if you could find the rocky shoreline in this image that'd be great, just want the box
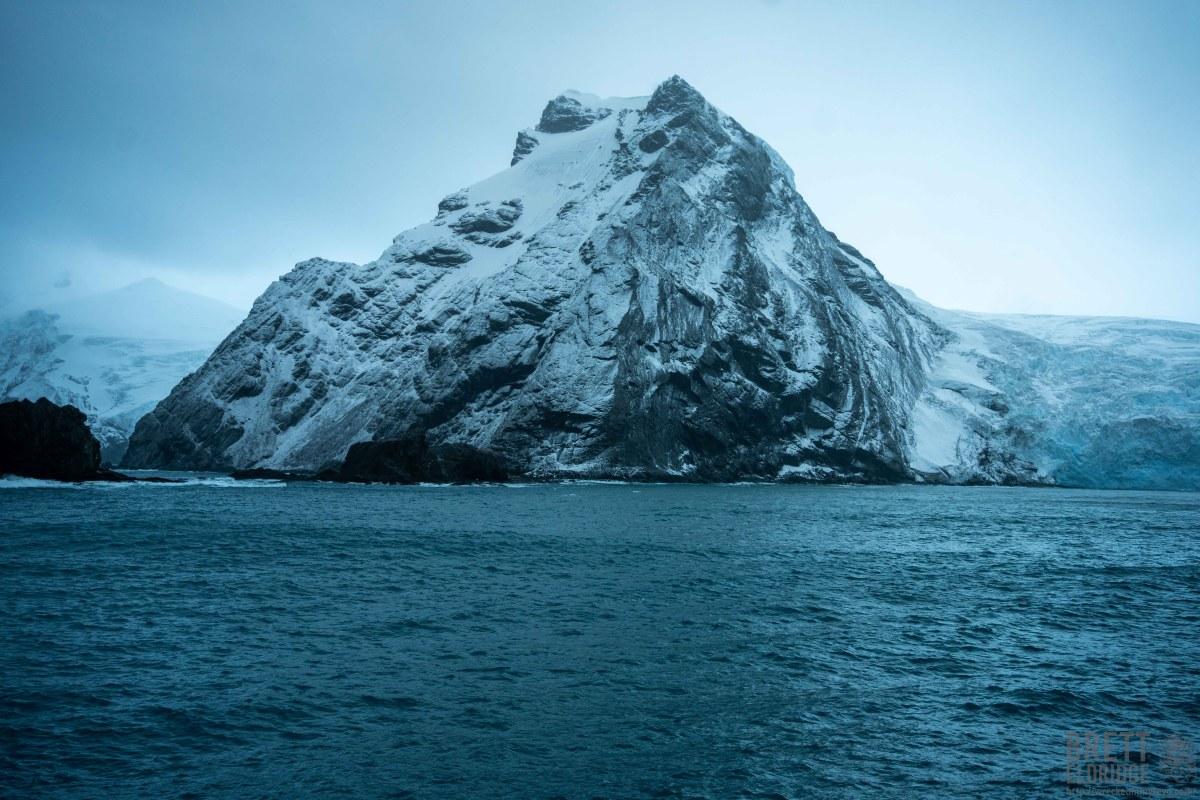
[0,398,1048,487]
[227,435,1052,487]
[230,432,509,484]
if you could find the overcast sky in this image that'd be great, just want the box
[2,0,1198,321]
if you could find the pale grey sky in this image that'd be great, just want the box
[2,0,1198,321]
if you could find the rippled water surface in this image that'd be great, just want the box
[1,482,1197,798]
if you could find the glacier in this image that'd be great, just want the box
[905,293,1200,490]
[120,77,1200,489]
[1,280,244,463]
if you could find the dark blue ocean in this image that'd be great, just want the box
[1,480,1197,799]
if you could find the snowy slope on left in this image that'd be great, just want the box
[0,279,243,463]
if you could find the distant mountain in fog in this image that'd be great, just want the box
[40,278,244,342]
[1,279,244,463]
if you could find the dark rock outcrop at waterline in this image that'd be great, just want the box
[230,434,510,484]
[1,398,124,481]
[339,434,510,483]
[228,467,327,482]
[0,398,182,483]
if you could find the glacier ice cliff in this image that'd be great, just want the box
[121,77,1200,489]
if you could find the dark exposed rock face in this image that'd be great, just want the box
[122,388,243,471]
[535,95,610,134]
[637,129,670,153]
[437,192,470,213]
[410,244,473,266]
[229,436,510,484]
[228,467,322,482]
[0,398,106,480]
[451,200,523,235]
[337,433,509,484]
[511,131,539,165]
[645,75,705,115]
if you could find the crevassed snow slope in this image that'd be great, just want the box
[904,292,1200,489]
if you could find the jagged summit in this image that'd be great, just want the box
[121,78,1200,489]
[533,76,702,134]
[514,76,707,165]
[515,80,694,159]
[646,74,707,114]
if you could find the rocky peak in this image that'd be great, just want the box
[645,75,706,116]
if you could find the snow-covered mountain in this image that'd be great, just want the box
[122,77,1200,489]
[1,279,243,463]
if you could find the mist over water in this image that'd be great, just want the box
[2,483,1197,798]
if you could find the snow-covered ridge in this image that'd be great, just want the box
[121,77,1199,489]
